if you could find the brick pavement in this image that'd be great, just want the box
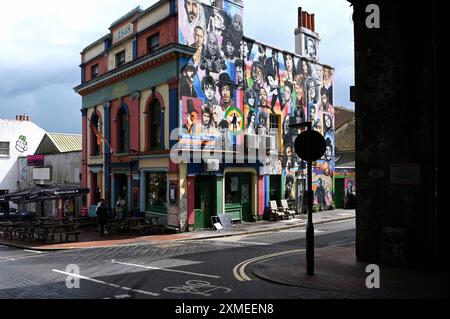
[0,209,355,251]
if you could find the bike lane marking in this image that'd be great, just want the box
[52,269,160,297]
[112,260,220,279]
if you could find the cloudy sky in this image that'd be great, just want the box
[0,0,354,134]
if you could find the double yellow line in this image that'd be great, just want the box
[233,249,305,281]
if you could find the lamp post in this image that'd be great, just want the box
[289,121,326,276]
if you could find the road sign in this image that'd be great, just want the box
[294,130,326,162]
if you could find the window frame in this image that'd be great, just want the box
[91,64,99,79]
[147,33,160,54]
[149,101,162,150]
[115,50,126,67]
[117,107,129,154]
[0,142,10,157]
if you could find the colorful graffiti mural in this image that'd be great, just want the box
[178,0,335,205]
[178,0,244,150]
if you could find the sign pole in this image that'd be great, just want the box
[306,122,315,275]
[290,121,326,276]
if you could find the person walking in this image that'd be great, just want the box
[96,199,109,237]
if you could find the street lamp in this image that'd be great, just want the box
[289,121,326,276]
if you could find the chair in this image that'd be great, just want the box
[280,200,296,219]
[269,201,286,221]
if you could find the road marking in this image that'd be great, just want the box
[233,249,305,282]
[24,250,43,254]
[112,260,220,279]
[52,269,160,296]
[0,256,15,261]
[232,241,356,282]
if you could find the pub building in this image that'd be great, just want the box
[75,0,335,232]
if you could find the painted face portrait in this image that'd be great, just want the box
[284,85,292,102]
[233,14,242,33]
[207,32,218,56]
[221,85,231,104]
[302,61,309,76]
[204,85,215,102]
[325,115,332,129]
[212,106,224,124]
[185,0,200,23]
[193,27,204,47]
[236,66,244,83]
[247,94,255,107]
[259,87,268,106]
[226,41,235,57]
[307,39,316,57]
[309,83,316,100]
[285,55,293,71]
[253,65,264,85]
[203,112,211,125]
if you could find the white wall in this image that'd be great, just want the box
[0,119,46,193]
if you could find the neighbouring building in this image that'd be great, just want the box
[74,0,336,232]
[0,115,46,207]
[17,133,83,218]
[333,106,355,209]
[349,0,444,269]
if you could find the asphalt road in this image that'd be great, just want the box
[0,219,355,300]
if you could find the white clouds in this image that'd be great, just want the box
[0,0,355,133]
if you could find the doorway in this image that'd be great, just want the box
[225,173,252,222]
[194,176,216,229]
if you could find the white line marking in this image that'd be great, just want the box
[52,269,160,296]
[112,261,220,279]
[24,250,43,254]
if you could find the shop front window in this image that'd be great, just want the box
[225,175,240,204]
[146,172,167,212]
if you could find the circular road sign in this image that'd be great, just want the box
[294,130,326,162]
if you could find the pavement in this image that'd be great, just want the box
[252,243,449,299]
[0,209,355,251]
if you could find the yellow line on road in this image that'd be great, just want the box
[233,249,305,282]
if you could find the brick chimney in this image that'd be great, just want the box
[295,7,320,61]
[15,114,30,121]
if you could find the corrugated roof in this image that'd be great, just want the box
[47,133,82,153]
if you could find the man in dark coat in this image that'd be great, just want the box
[96,199,109,237]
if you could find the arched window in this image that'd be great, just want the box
[90,112,102,156]
[117,107,129,153]
[149,100,161,150]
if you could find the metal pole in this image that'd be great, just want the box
[306,123,314,276]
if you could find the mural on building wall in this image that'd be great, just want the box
[15,135,28,153]
[242,39,335,175]
[177,0,335,205]
[178,0,244,150]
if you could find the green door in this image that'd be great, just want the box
[334,178,345,208]
[194,177,215,229]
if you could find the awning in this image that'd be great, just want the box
[2,184,89,203]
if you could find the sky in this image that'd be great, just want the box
[0,0,354,134]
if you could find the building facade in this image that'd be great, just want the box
[0,115,47,207]
[17,133,83,218]
[75,0,335,231]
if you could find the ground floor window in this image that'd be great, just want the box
[145,172,167,213]
[225,175,240,204]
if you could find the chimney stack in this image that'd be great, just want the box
[295,7,320,60]
[15,114,30,121]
